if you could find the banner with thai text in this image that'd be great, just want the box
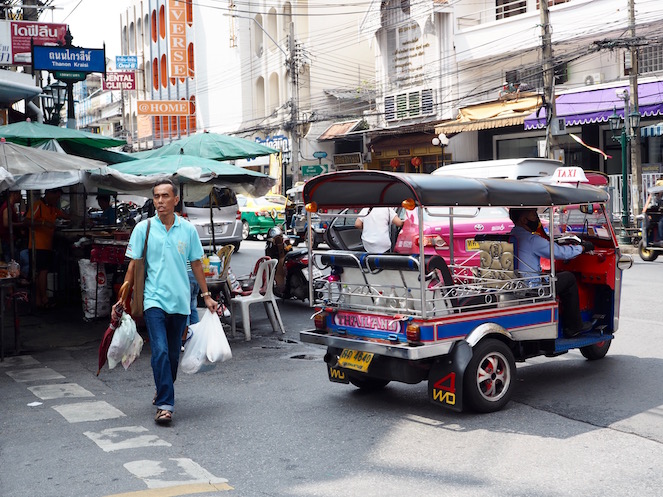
[0,20,67,65]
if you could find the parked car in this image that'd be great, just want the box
[236,194,286,239]
[324,206,512,267]
[182,186,243,251]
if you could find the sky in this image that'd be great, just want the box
[46,0,135,59]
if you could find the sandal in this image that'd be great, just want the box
[152,391,157,405]
[155,409,172,425]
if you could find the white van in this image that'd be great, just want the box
[432,158,562,180]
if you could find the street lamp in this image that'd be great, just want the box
[431,132,449,167]
[609,103,641,243]
[42,80,67,126]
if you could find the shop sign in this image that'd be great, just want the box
[333,152,362,166]
[0,20,67,65]
[115,55,137,70]
[168,0,189,78]
[103,72,136,91]
[32,45,106,73]
[137,100,190,116]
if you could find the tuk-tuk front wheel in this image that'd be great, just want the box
[464,339,516,413]
[349,376,390,391]
[639,240,659,261]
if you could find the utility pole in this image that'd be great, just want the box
[628,0,643,214]
[288,21,300,187]
[540,0,557,159]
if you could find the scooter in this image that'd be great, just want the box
[265,226,316,302]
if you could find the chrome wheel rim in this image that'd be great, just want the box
[475,351,511,402]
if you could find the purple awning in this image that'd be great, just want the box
[523,81,663,130]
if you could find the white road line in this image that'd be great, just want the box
[124,458,229,489]
[6,367,65,382]
[0,355,39,368]
[84,426,172,452]
[53,400,126,423]
[28,382,95,400]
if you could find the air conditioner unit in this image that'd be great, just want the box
[584,72,604,86]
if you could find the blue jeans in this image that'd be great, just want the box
[188,270,200,325]
[143,307,188,412]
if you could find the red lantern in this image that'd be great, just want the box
[411,156,422,168]
[389,158,400,170]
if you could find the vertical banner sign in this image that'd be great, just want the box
[168,0,187,78]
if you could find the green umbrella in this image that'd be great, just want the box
[129,130,278,161]
[110,153,269,180]
[0,120,126,149]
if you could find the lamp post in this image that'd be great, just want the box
[609,100,641,244]
[42,80,67,126]
[431,132,449,168]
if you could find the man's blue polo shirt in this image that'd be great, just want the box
[126,214,204,315]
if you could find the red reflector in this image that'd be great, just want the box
[406,324,420,342]
[314,311,327,330]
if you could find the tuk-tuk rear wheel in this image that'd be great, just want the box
[580,340,611,360]
[639,240,659,261]
[464,339,516,413]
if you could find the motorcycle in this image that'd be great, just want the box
[265,226,323,302]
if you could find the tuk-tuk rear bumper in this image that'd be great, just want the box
[300,330,455,360]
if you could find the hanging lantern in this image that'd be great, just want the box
[411,156,422,168]
[389,158,400,171]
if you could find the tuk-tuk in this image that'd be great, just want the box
[638,182,663,261]
[300,171,633,413]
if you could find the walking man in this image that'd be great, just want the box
[122,179,218,425]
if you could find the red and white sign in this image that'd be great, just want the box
[0,20,67,65]
[102,72,136,91]
[137,100,191,116]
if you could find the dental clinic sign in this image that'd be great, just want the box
[103,72,136,91]
[32,45,106,73]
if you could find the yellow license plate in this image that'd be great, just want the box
[465,239,479,251]
[338,349,374,373]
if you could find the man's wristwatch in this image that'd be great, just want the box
[200,291,212,297]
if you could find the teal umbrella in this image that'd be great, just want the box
[0,120,126,149]
[110,153,269,180]
[129,130,278,161]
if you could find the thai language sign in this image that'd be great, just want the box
[33,45,106,73]
[103,72,136,91]
[115,55,137,70]
[137,100,191,116]
[0,20,67,65]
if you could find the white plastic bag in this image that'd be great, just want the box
[107,313,142,370]
[204,311,232,363]
[181,310,231,374]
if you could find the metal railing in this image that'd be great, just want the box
[607,172,662,220]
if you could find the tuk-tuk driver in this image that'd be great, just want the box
[508,208,594,338]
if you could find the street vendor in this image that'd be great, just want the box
[25,188,70,308]
[96,194,117,226]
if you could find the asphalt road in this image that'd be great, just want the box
[1,241,663,497]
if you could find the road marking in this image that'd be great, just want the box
[53,400,125,423]
[102,482,233,496]
[0,355,39,368]
[84,426,172,452]
[124,458,229,489]
[28,382,95,400]
[6,367,65,382]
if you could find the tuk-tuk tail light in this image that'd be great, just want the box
[406,323,421,342]
[306,202,318,213]
[416,235,448,249]
[314,311,328,331]
[402,198,416,210]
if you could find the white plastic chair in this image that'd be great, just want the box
[230,258,285,341]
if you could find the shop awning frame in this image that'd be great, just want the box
[435,95,542,135]
[524,81,663,130]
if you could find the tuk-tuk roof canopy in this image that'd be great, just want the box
[303,170,609,208]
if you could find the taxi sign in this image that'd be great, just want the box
[551,166,588,184]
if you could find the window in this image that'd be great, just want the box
[497,0,526,19]
[385,89,435,121]
[639,45,663,75]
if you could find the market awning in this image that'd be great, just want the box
[524,81,663,130]
[435,96,542,134]
[641,122,663,138]
[0,70,41,105]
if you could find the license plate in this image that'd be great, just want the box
[465,239,479,251]
[302,268,323,281]
[208,224,228,235]
[338,349,374,373]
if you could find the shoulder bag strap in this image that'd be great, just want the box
[142,219,151,269]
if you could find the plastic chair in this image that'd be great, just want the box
[230,258,285,341]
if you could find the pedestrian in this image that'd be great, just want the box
[121,179,218,425]
[508,208,594,337]
[95,194,117,226]
[25,188,69,308]
[354,207,404,253]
